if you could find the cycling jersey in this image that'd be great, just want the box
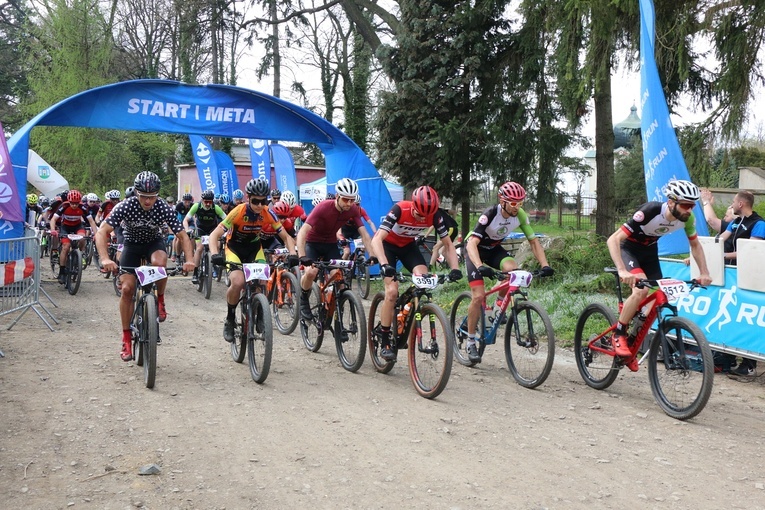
[185,202,226,231]
[99,200,118,219]
[54,202,90,228]
[304,200,363,243]
[469,205,535,249]
[105,196,183,245]
[221,203,282,246]
[340,206,372,240]
[379,201,449,248]
[279,205,307,235]
[620,202,697,250]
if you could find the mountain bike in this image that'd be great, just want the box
[573,267,714,420]
[104,242,122,296]
[124,264,166,389]
[343,239,371,299]
[300,259,367,373]
[196,235,213,299]
[450,269,555,389]
[82,228,96,269]
[60,234,85,295]
[368,272,455,399]
[263,248,300,335]
[222,261,273,383]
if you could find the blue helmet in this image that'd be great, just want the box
[219,193,230,204]
[232,189,244,201]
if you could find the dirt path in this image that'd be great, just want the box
[1,270,764,509]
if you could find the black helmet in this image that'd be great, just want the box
[125,186,136,198]
[133,171,161,194]
[182,193,193,201]
[59,190,70,201]
[201,189,215,201]
[246,178,270,197]
[270,188,282,198]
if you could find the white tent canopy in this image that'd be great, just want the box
[299,176,404,204]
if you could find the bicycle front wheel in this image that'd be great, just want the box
[573,303,619,390]
[648,316,713,420]
[449,291,483,367]
[355,261,370,299]
[409,302,453,399]
[273,270,299,335]
[203,252,213,300]
[504,300,555,389]
[67,250,82,296]
[367,291,395,374]
[230,298,247,363]
[141,294,158,389]
[335,290,367,372]
[247,293,273,383]
[300,283,323,352]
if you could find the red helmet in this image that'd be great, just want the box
[67,190,82,204]
[411,186,440,217]
[498,181,526,202]
[272,200,290,217]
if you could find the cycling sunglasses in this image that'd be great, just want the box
[250,197,269,205]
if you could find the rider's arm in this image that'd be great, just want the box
[441,235,459,270]
[296,222,311,258]
[215,205,227,221]
[183,203,199,230]
[86,214,98,233]
[50,213,59,231]
[95,221,114,262]
[465,235,483,269]
[278,227,296,253]
[689,236,712,280]
[208,224,225,256]
[358,226,375,258]
[606,228,628,272]
[370,228,389,265]
[528,237,550,268]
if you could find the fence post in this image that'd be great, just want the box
[576,194,582,229]
[557,194,563,227]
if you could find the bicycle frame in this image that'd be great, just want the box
[586,271,682,361]
[477,278,527,345]
[389,273,446,351]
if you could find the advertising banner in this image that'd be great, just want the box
[271,143,298,194]
[189,135,221,194]
[248,139,270,183]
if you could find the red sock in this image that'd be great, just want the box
[157,294,165,305]
[122,329,132,342]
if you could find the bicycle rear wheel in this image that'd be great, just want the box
[248,293,273,383]
[203,252,213,300]
[231,297,247,363]
[273,270,299,335]
[367,291,395,374]
[504,300,555,389]
[67,250,82,296]
[573,303,619,390]
[408,302,453,399]
[140,294,158,389]
[449,291,483,367]
[334,290,367,372]
[648,316,713,420]
[300,283,323,352]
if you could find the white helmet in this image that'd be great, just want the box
[335,178,358,198]
[664,180,700,202]
[281,190,297,208]
[86,192,99,202]
[105,189,120,200]
[312,196,323,207]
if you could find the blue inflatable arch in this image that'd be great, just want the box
[6,79,392,237]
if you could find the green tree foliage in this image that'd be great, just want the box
[0,0,32,131]
[613,142,647,215]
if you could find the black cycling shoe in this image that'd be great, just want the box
[57,270,66,284]
[300,301,313,320]
[467,343,482,363]
[380,344,397,362]
[191,273,199,285]
[223,318,235,343]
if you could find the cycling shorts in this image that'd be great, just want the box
[466,245,513,286]
[383,241,427,274]
[119,238,167,274]
[59,224,86,243]
[620,245,662,280]
[225,241,265,266]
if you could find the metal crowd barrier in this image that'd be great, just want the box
[0,229,59,353]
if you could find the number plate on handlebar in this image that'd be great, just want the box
[201,235,210,245]
[657,278,689,303]
[243,263,270,282]
[271,248,290,255]
[67,234,84,241]
[327,259,354,269]
[135,266,168,286]
[508,270,533,288]
[412,274,438,289]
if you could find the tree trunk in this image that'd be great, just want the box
[594,69,616,239]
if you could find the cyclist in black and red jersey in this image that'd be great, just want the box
[278,190,306,237]
[96,190,121,225]
[463,181,554,363]
[96,172,195,361]
[296,178,376,320]
[50,190,99,284]
[370,185,462,361]
[607,179,712,371]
